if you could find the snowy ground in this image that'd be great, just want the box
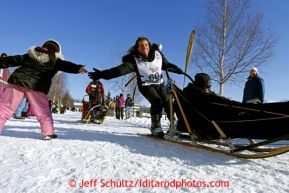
[0,111,289,193]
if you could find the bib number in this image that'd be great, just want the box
[149,72,160,81]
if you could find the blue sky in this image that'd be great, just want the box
[1,0,289,105]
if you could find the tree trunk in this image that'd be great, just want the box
[219,83,224,96]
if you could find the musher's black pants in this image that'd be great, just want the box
[138,83,170,116]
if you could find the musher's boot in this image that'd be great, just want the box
[150,114,164,137]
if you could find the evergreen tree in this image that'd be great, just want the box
[105,91,111,106]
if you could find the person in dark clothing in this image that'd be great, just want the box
[85,79,105,106]
[125,94,133,119]
[88,36,183,136]
[182,73,215,106]
[60,106,66,114]
[0,40,87,140]
[48,99,52,112]
[242,67,265,103]
[172,73,219,136]
[1,53,7,57]
[14,97,28,119]
[114,95,120,119]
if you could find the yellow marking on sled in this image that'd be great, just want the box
[100,116,106,124]
[86,115,91,124]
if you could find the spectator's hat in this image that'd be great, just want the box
[250,67,258,74]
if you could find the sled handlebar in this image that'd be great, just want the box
[166,68,194,83]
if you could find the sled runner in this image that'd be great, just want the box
[137,134,289,159]
[81,95,108,124]
[139,70,289,159]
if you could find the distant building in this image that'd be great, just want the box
[128,104,141,117]
[73,102,83,112]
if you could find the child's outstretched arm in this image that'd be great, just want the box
[79,65,88,73]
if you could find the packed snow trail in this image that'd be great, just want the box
[0,111,289,193]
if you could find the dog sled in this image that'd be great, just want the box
[140,70,289,159]
[81,95,108,124]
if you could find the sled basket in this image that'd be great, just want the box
[81,95,108,124]
[164,69,289,158]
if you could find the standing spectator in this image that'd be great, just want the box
[117,94,125,120]
[48,99,52,112]
[21,98,30,118]
[0,39,87,140]
[108,99,116,116]
[56,105,60,114]
[51,103,57,114]
[27,104,35,116]
[88,37,183,136]
[242,67,265,104]
[60,106,66,114]
[114,95,120,119]
[125,94,133,119]
[14,98,27,119]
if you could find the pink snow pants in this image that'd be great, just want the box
[0,82,4,96]
[0,84,54,136]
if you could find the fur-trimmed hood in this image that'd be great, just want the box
[27,46,64,64]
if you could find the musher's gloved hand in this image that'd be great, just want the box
[88,68,103,80]
[165,78,174,95]
[176,68,184,74]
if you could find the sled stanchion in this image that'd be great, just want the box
[211,120,227,138]
[172,86,196,143]
[169,93,174,131]
[212,121,235,150]
[248,139,256,144]
[86,115,91,124]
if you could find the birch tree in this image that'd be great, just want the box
[192,0,277,96]
[105,40,142,102]
[47,72,68,104]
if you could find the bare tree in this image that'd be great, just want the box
[47,72,69,104]
[61,91,74,108]
[128,72,142,104]
[192,0,277,96]
[102,40,130,95]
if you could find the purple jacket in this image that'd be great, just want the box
[117,96,125,108]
